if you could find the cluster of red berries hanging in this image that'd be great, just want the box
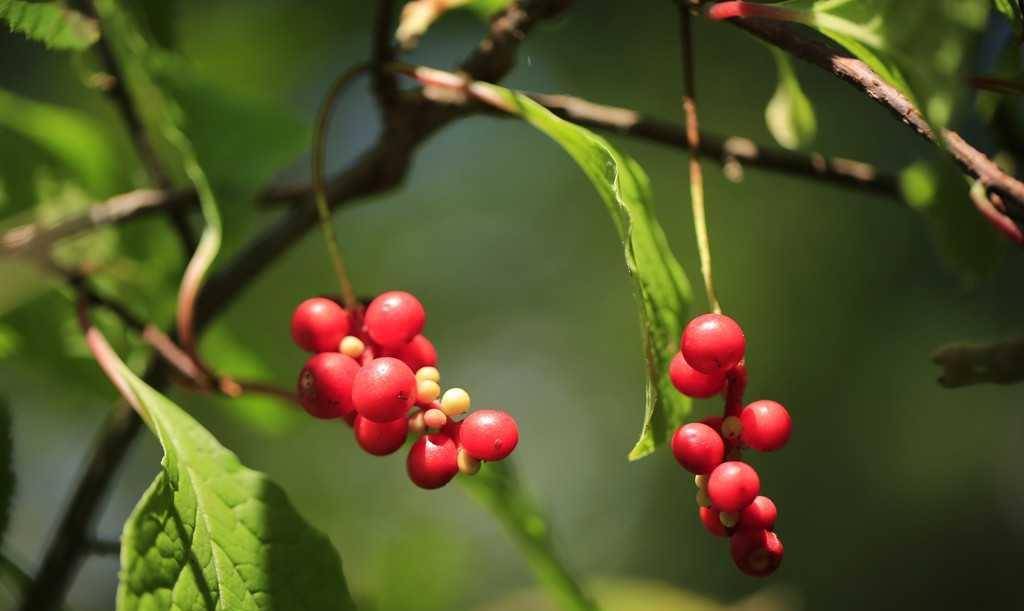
[668,313,791,577]
[290,291,520,489]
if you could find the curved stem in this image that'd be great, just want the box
[312,63,370,310]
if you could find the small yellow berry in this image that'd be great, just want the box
[423,408,447,431]
[440,387,471,417]
[417,379,441,403]
[696,488,712,508]
[694,474,707,489]
[719,511,739,528]
[457,448,481,475]
[339,336,365,358]
[408,412,426,436]
[722,416,743,442]
[415,366,440,383]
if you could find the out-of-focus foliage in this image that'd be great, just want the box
[764,48,816,151]
[0,0,98,50]
[0,400,12,547]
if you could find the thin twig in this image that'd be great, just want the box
[372,0,400,110]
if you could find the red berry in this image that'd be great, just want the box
[353,415,408,455]
[297,353,360,421]
[730,529,783,577]
[698,507,729,537]
[740,400,791,452]
[707,461,760,512]
[738,496,777,531]
[671,423,725,475]
[406,433,459,489]
[460,410,519,461]
[364,291,426,349]
[440,418,461,444]
[680,313,745,374]
[291,297,350,353]
[396,334,437,371]
[669,352,726,398]
[352,357,417,422]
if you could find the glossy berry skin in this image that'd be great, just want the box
[364,291,426,349]
[738,495,777,531]
[698,507,729,537]
[460,410,519,461]
[396,334,437,371]
[740,400,791,452]
[406,433,459,489]
[351,357,417,422]
[440,419,461,445]
[353,415,408,456]
[680,313,746,375]
[297,353,360,421]
[730,528,783,577]
[707,461,760,512]
[671,423,725,475]
[669,352,726,398]
[291,298,350,353]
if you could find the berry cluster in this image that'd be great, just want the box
[291,291,520,489]
[668,313,790,577]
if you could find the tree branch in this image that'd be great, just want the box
[932,337,1024,387]
[372,0,400,110]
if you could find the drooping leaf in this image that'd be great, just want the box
[396,0,513,49]
[477,84,692,460]
[459,461,596,611]
[994,0,1023,37]
[764,47,817,150]
[779,0,990,129]
[115,364,356,611]
[0,400,13,547]
[0,0,99,50]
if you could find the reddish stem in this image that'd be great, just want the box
[723,361,748,418]
[707,1,806,23]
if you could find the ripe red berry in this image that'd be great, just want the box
[671,423,725,475]
[440,418,461,444]
[698,506,729,537]
[669,352,726,398]
[364,291,426,349]
[707,461,760,512]
[730,528,783,577]
[460,410,519,461]
[395,334,437,371]
[406,433,459,489]
[291,297,350,353]
[740,400,791,452]
[297,352,360,421]
[738,495,777,531]
[353,415,408,456]
[680,313,745,374]
[351,357,417,422]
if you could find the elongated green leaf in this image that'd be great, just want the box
[0,0,99,50]
[994,0,1023,36]
[0,400,12,547]
[459,461,597,611]
[115,365,356,611]
[765,48,817,150]
[478,84,692,460]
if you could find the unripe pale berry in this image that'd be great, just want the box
[707,461,760,512]
[730,529,783,577]
[681,313,746,374]
[719,511,739,528]
[339,335,365,358]
[364,291,426,349]
[408,411,426,436]
[354,415,408,456]
[460,409,519,461]
[291,297,350,353]
[669,351,726,398]
[297,352,360,421]
[415,366,440,383]
[352,357,417,422]
[738,495,777,531]
[417,379,441,403]
[740,400,791,452]
[440,387,471,417]
[671,423,725,475]
[406,433,459,489]
[696,487,712,508]
[396,334,437,371]
[423,408,447,430]
[457,447,481,475]
[694,474,707,489]
[698,507,728,537]
[721,416,743,443]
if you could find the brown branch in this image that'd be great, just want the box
[372,0,400,110]
[933,337,1024,388]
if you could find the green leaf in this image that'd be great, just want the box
[0,400,13,547]
[780,0,990,129]
[764,48,817,150]
[479,84,692,460]
[0,0,99,50]
[459,461,596,611]
[994,0,1023,36]
[899,159,1006,285]
[115,365,356,611]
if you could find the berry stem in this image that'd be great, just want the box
[679,4,722,314]
[724,361,747,418]
[706,1,808,23]
[312,63,370,310]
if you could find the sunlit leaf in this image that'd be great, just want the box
[396,0,513,49]
[764,48,817,150]
[0,0,99,50]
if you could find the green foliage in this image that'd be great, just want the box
[0,0,98,50]
[764,48,817,150]
[115,364,356,611]
[0,400,13,547]
[994,0,1023,36]
[780,0,990,129]
[459,461,596,611]
[481,85,692,460]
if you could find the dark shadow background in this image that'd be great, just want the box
[1,1,1022,610]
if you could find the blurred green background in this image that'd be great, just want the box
[1,1,1023,610]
